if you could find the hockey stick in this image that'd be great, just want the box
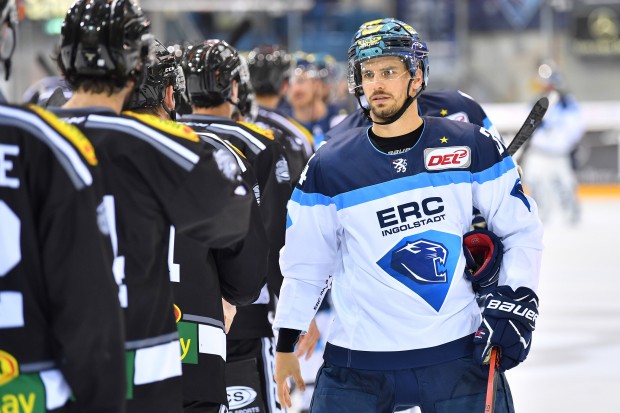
[484,347,500,413]
[506,96,549,156]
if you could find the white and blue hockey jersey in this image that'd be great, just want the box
[273,116,543,370]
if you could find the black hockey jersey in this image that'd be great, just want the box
[254,105,314,185]
[52,107,253,413]
[178,116,291,339]
[171,131,268,405]
[0,104,125,413]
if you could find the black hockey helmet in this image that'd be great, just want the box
[0,0,17,80]
[59,0,153,86]
[124,39,185,110]
[246,44,292,95]
[183,39,242,107]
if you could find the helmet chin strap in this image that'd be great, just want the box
[357,77,425,126]
[162,102,176,121]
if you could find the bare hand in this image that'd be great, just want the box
[274,351,305,409]
[222,298,237,334]
[295,318,320,360]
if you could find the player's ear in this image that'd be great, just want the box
[164,84,175,110]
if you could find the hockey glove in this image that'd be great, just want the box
[474,285,539,372]
[463,229,503,295]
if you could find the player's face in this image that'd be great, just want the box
[360,56,416,120]
[287,68,320,108]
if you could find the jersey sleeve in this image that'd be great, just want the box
[252,143,292,299]
[273,154,340,332]
[470,127,544,292]
[213,195,268,306]
[166,147,253,249]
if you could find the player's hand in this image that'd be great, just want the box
[295,318,320,360]
[222,298,237,334]
[474,286,538,371]
[275,351,305,408]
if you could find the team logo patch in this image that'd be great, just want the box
[391,240,448,284]
[275,155,291,183]
[227,386,258,409]
[376,230,461,311]
[0,350,19,386]
[392,158,407,173]
[445,111,470,123]
[424,146,471,171]
[213,149,241,182]
[173,304,182,323]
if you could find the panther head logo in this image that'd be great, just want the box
[390,240,448,284]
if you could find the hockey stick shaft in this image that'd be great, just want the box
[506,96,549,156]
[484,347,500,413]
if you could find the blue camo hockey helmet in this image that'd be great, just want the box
[347,18,429,97]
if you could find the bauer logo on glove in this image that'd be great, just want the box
[473,285,539,371]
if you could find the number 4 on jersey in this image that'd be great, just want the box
[100,196,128,308]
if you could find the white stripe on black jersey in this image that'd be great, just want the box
[0,106,92,188]
[87,114,200,170]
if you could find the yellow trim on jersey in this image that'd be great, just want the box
[237,121,275,140]
[123,111,199,142]
[224,141,247,159]
[0,350,19,386]
[29,104,98,166]
[286,116,315,146]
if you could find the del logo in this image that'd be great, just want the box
[227,386,257,409]
[173,304,182,323]
[424,146,471,171]
[0,350,19,386]
[376,230,461,311]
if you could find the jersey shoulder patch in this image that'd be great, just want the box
[237,121,274,140]
[123,111,199,142]
[29,104,98,166]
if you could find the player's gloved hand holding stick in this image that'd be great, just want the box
[473,285,539,372]
[464,229,539,411]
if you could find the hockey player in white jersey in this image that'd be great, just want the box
[273,18,543,413]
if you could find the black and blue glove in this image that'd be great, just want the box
[473,285,539,371]
[463,229,503,295]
